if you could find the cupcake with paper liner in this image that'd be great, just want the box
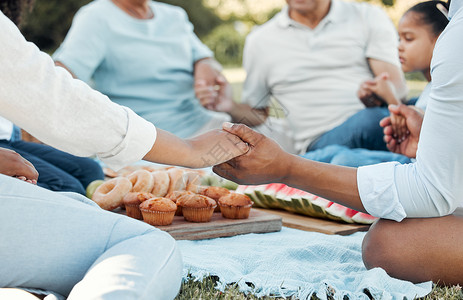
[198,186,230,212]
[166,190,195,216]
[218,193,253,219]
[123,192,155,220]
[176,194,216,222]
[139,197,177,226]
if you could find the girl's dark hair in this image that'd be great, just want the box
[0,0,35,26]
[406,0,450,37]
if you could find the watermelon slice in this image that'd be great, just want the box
[254,184,273,208]
[325,203,359,223]
[262,183,286,206]
[243,185,266,208]
[275,185,297,211]
[351,212,378,224]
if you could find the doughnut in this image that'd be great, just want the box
[151,170,170,197]
[92,177,132,210]
[127,169,154,193]
[166,168,187,195]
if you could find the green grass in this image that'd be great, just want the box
[175,276,463,299]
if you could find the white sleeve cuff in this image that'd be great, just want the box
[97,108,157,171]
[357,162,407,222]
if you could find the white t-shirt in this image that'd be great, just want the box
[357,2,463,221]
[242,0,400,153]
[0,117,13,141]
[0,11,157,171]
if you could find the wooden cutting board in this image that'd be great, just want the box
[254,208,370,236]
[117,209,282,240]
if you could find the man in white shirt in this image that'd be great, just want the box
[214,0,463,285]
[196,0,407,154]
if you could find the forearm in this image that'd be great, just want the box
[283,155,365,212]
[228,102,268,127]
[143,129,197,168]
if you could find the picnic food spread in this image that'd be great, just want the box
[89,166,253,227]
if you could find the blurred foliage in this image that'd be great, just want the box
[157,0,221,38]
[21,0,91,53]
[203,23,245,67]
[20,0,221,53]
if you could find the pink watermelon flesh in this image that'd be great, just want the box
[351,212,378,224]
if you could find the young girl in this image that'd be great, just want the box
[359,0,449,111]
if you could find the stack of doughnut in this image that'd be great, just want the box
[91,166,253,223]
[92,167,202,211]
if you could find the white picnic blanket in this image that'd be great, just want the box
[177,227,432,299]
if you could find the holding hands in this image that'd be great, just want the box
[0,148,38,184]
[380,104,424,158]
[358,72,401,107]
[194,58,234,113]
[213,123,291,184]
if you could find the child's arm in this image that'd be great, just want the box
[143,128,249,169]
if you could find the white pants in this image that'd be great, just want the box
[0,175,182,300]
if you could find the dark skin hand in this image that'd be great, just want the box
[0,147,38,184]
[380,104,424,158]
[213,123,365,212]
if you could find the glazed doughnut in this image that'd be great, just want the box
[151,170,170,197]
[166,168,187,195]
[92,177,132,210]
[127,169,154,193]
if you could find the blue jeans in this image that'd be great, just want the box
[0,139,104,195]
[302,144,411,167]
[0,175,182,299]
[308,107,390,152]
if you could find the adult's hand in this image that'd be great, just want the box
[0,148,38,184]
[213,123,292,184]
[195,75,234,113]
[380,104,424,158]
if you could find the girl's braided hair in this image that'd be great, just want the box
[0,0,35,26]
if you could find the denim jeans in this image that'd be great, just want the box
[0,139,104,195]
[302,144,412,167]
[0,175,182,299]
[308,107,390,152]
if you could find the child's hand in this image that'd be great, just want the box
[358,72,400,106]
[380,104,424,158]
[390,113,408,143]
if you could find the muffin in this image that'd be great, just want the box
[218,193,253,219]
[198,186,230,212]
[166,190,195,216]
[176,194,216,222]
[139,197,177,226]
[122,192,155,220]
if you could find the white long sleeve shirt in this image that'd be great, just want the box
[357,1,463,221]
[0,11,156,170]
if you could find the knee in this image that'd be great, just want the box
[362,219,400,270]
